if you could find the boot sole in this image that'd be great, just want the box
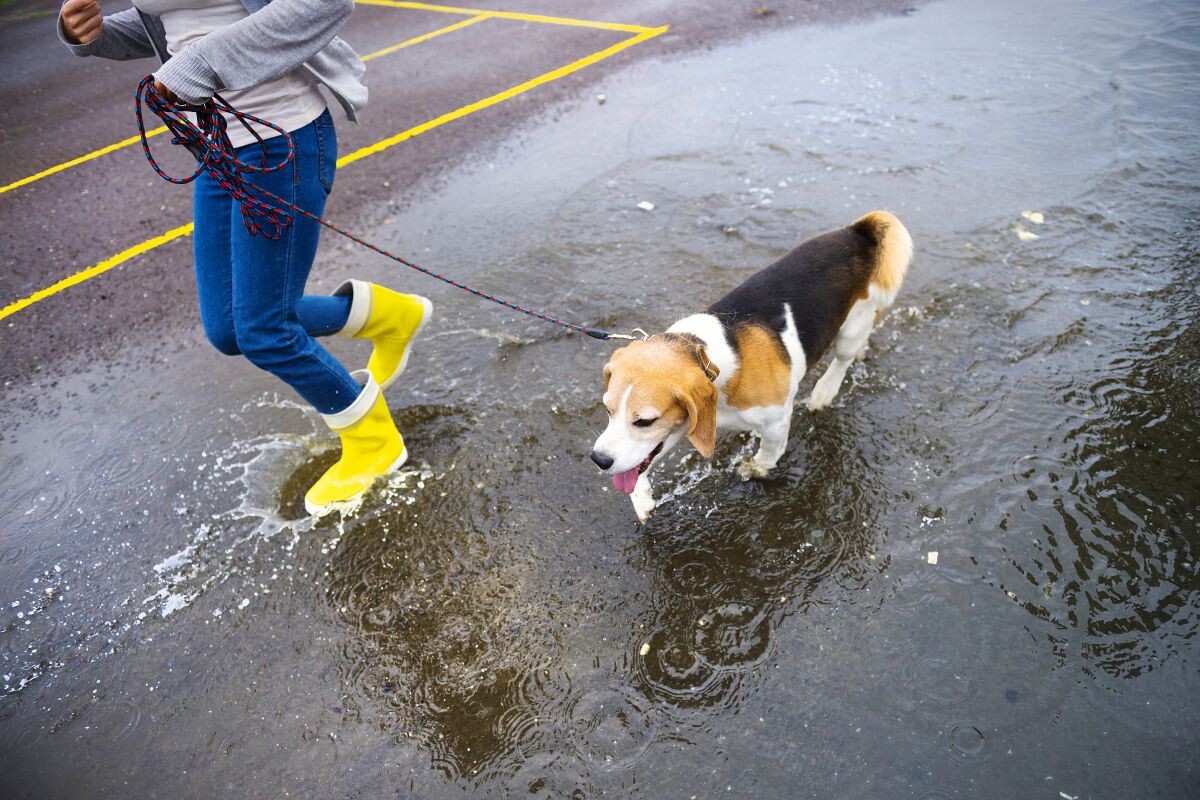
[379,297,434,391]
[304,445,410,518]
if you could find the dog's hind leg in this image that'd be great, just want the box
[808,299,878,411]
[852,308,887,361]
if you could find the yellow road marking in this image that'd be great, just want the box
[340,24,666,167]
[1,22,668,323]
[0,13,499,197]
[355,0,657,34]
[362,13,487,61]
[0,224,195,322]
[0,128,169,196]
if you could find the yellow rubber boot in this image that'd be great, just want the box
[304,375,408,516]
[335,279,433,390]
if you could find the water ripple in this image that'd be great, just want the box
[567,685,655,771]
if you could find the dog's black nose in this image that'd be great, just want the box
[590,450,614,471]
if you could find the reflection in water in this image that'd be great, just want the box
[995,245,1200,679]
[323,399,894,789]
[912,216,1200,681]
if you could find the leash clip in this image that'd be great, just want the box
[604,327,650,342]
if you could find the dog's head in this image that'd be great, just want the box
[590,335,719,494]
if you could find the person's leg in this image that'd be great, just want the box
[293,111,352,337]
[193,114,350,357]
[229,112,359,414]
[226,112,407,515]
[193,169,240,355]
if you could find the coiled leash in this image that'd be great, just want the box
[133,76,641,341]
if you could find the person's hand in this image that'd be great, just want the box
[153,79,181,105]
[61,0,103,45]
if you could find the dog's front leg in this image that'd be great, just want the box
[629,473,656,522]
[737,412,792,480]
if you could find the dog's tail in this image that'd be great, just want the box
[851,210,912,305]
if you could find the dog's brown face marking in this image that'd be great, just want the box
[604,339,694,427]
[602,337,717,458]
[724,324,792,410]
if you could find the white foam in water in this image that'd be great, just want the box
[655,447,739,507]
[428,327,536,346]
[153,542,198,576]
[136,432,443,622]
[221,432,324,539]
[1,566,70,698]
[244,393,314,414]
[161,592,192,618]
[380,464,439,503]
[133,433,324,624]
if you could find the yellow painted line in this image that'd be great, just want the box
[2,23,668,322]
[0,18,486,197]
[356,0,656,34]
[0,128,169,196]
[0,223,194,322]
[362,13,487,61]
[340,24,668,167]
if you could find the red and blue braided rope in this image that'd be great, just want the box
[134,75,614,340]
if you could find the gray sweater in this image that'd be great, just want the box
[59,0,367,122]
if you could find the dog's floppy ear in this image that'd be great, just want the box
[602,344,630,389]
[600,357,619,391]
[680,376,718,458]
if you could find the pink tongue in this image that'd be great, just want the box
[612,468,640,495]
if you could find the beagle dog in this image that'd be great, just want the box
[590,210,913,521]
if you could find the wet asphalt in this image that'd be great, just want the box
[6,0,1198,798]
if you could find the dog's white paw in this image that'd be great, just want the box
[631,492,656,523]
[807,384,837,412]
[737,457,770,480]
[633,496,662,522]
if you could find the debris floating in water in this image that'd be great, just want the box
[639,643,651,656]
[597,93,607,105]
[636,200,656,211]
[1022,209,1046,224]
[1014,226,1039,241]
[926,551,939,565]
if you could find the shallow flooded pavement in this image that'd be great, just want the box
[2,0,1199,796]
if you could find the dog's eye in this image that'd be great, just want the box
[632,417,657,428]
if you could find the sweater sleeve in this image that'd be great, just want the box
[152,0,355,104]
[57,5,157,61]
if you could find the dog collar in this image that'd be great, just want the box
[655,332,719,383]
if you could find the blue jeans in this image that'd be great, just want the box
[192,109,359,415]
